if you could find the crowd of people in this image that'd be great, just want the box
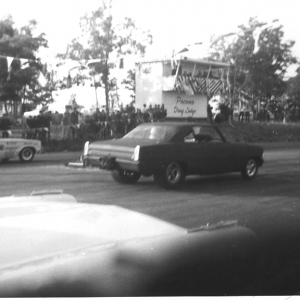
[79,103,167,139]
[22,103,167,141]
[5,98,299,142]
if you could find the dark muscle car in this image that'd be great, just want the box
[83,122,264,189]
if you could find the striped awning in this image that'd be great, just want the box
[173,75,223,95]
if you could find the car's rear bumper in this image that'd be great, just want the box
[84,155,150,174]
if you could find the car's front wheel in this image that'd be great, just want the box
[111,168,141,184]
[154,162,185,189]
[19,147,35,162]
[241,158,258,179]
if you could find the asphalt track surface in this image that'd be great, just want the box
[1,142,300,295]
[1,142,299,233]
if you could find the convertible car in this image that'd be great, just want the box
[0,191,257,297]
[83,122,264,189]
[0,138,41,163]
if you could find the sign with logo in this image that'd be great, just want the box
[163,93,207,118]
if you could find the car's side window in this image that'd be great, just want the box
[183,126,223,143]
[184,126,224,143]
[198,127,223,142]
[184,131,195,143]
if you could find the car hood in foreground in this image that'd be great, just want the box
[0,193,257,297]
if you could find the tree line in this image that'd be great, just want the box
[0,1,299,122]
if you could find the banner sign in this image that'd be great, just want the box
[163,93,207,118]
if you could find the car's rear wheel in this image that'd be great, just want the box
[154,162,185,189]
[19,147,35,162]
[241,158,258,179]
[111,168,141,184]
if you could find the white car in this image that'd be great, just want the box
[0,138,41,162]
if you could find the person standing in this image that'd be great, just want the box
[245,106,250,122]
[62,107,71,140]
[70,107,79,139]
[238,106,244,122]
[51,111,62,140]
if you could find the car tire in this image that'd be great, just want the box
[241,158,258,179]
[154,162,185,189]
[111,168,141,184]
[19,147,35,162]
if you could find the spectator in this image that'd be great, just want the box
[91,108,100,135]
[51,111,62,140]
[115,110,122,136]
[143,109,150,123]
[70,107,80,139]
[142,104,147,114]
[0,114,12,138]
[62,107,71,139]
[128,109,136,132]
[161,104,167,121]
[238,107,244,122]
[148,104,153,122]
[153,105,159,122]
[99,110,106,139]
[120,108,127,135]
[110,110,117,137]
[266,110,270,122]
[245,106,250,122]
[136,109,144,125]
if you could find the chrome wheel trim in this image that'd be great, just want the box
[246,159,257,177]
[166,162,181,183]
[22,148,33,160]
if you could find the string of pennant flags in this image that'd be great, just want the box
[0,54,37,71]
[174,75,223,96]
[1,54,225,96]
[0,54,42,83]
[2,54,133,86]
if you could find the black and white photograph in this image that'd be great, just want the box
[0,0,300,297]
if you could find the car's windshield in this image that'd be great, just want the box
[123,124,176,142]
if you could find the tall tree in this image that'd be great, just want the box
[121,69,136,103]
[0,16,48,116]
[210,18,297,109]
[62,0,152,124]
[287,66,300,104]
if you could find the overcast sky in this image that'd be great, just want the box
[1,0,300,75]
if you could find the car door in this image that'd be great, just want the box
[183,126,222,175]
[200,126,240,173]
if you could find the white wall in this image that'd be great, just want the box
[135,61,208,119]
[135,62,164,110]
